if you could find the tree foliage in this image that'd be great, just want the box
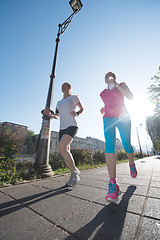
[146,67,160,152]
[148,66,160,116]
[0,125,20,157]
[146,115,160,152]
[24,130,37,154]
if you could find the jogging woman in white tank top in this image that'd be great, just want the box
[44,82,84,187]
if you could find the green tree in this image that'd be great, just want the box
[24,130,37,154]
[26,130,35,138]
[146,115,160,152]
[0,125,18,157]
[148,66,160,116]
[146,67,160,152]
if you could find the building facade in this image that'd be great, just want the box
[0,121,123,154]
[50,131,123,153]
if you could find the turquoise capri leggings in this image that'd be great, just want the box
[103,116,134,154]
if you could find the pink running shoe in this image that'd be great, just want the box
[129,163,137,178]
[106,182,121,202]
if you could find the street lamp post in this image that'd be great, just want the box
[136,124,143,158]
[35,0,83,177]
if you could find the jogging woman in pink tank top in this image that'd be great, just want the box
[100,72,137,202]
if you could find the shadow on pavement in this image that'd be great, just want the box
[64,185,137,240]
[0,185,71,217]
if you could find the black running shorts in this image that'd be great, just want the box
[59,126,78,141]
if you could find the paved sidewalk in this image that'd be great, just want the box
[0,156,160,240]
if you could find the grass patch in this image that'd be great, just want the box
[0,154,138,186]
[53,159,130,175]
[117,159,129,164]
[0,158,39,186]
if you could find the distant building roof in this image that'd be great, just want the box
[2,121,27,129]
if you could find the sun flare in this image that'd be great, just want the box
[125,95,154,123]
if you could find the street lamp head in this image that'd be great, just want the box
[69,0,83,13]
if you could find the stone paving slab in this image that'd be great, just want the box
[148,186,160,199]
[117,172,151,180]
[0,192,52,240]
[79,177,107,190]
[59,202,140,240]
[0,183,88,225]
[151,175,160,181]
[144,198,160,219]
[150,180,160,188]
[65,184,106,201]
[0,156,160,240]
[93,187,145,215]
[152,169,160,177]
[16,189,88,225]
[79,169,108,179]
[138,217,160,240]
[118,183,148,197]
[33,225,76,240]
[31,177,68,190]
[0,183,48,202]
[117,177,150,187]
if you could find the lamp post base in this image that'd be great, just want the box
[35,164,54,178]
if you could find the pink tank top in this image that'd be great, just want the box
[100,82,128,118]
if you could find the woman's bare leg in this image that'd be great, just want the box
[105,153,117,178]
[126,152,134,165]
[58,134,77,171]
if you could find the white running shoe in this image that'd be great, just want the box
[66,169,80,187]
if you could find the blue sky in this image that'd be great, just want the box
[1,0,160,152]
